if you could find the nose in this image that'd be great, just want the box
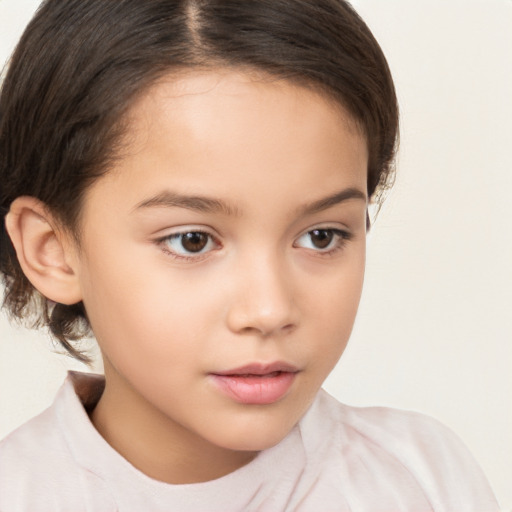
[225,252,298,337]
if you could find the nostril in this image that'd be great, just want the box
[225,275,298,336]
[260,322,296,338]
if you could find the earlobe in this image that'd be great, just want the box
[5,196,83,305]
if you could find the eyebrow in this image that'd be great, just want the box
[133,191,241,216]
[133,187,367,216]
[298,187,367,216]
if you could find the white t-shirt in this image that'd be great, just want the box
[0,371,499,511]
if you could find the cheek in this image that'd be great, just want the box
[80,249,221,365]
[309,244,365,311]
[304,250,366,361]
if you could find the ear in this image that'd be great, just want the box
[4,196,82,305]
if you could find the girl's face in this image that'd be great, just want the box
[74,70,368,471]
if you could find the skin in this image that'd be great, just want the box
[8,70,369,484]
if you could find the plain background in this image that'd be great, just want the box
[1,0,511,509]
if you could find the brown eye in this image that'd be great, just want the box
[162,231,216,257]
[309,229,334,249]
[181,232,209,252]
[295,228,350,253]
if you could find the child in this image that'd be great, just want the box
[0,0,499,510]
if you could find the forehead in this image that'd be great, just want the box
[82,68,368,219]
[124,68,364,151]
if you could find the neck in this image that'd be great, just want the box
[89,361,257,484]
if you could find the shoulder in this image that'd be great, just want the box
[0,389,115,511]
[302,389,499,510]
[1,403,64,461]
[310,389,475,458]
[0,407,77,510]
[306,388,467,447]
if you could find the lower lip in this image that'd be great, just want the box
[210,371,297,405]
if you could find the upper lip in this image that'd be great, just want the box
[213,362,300,376]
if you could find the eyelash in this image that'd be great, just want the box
[155,227,353,262]
[293,228,353,256]
[156,230,220,262]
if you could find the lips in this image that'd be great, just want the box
[210,362,299,405]
[214,362,299,377]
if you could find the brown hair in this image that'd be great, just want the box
[0,0,399,363]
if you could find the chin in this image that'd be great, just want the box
[211,415,298,453]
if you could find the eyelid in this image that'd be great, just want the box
[293,226,353,254]
[153,223,219,238]
[154,226,221,261]
[153,223,354,262]
[295,223,352,241]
